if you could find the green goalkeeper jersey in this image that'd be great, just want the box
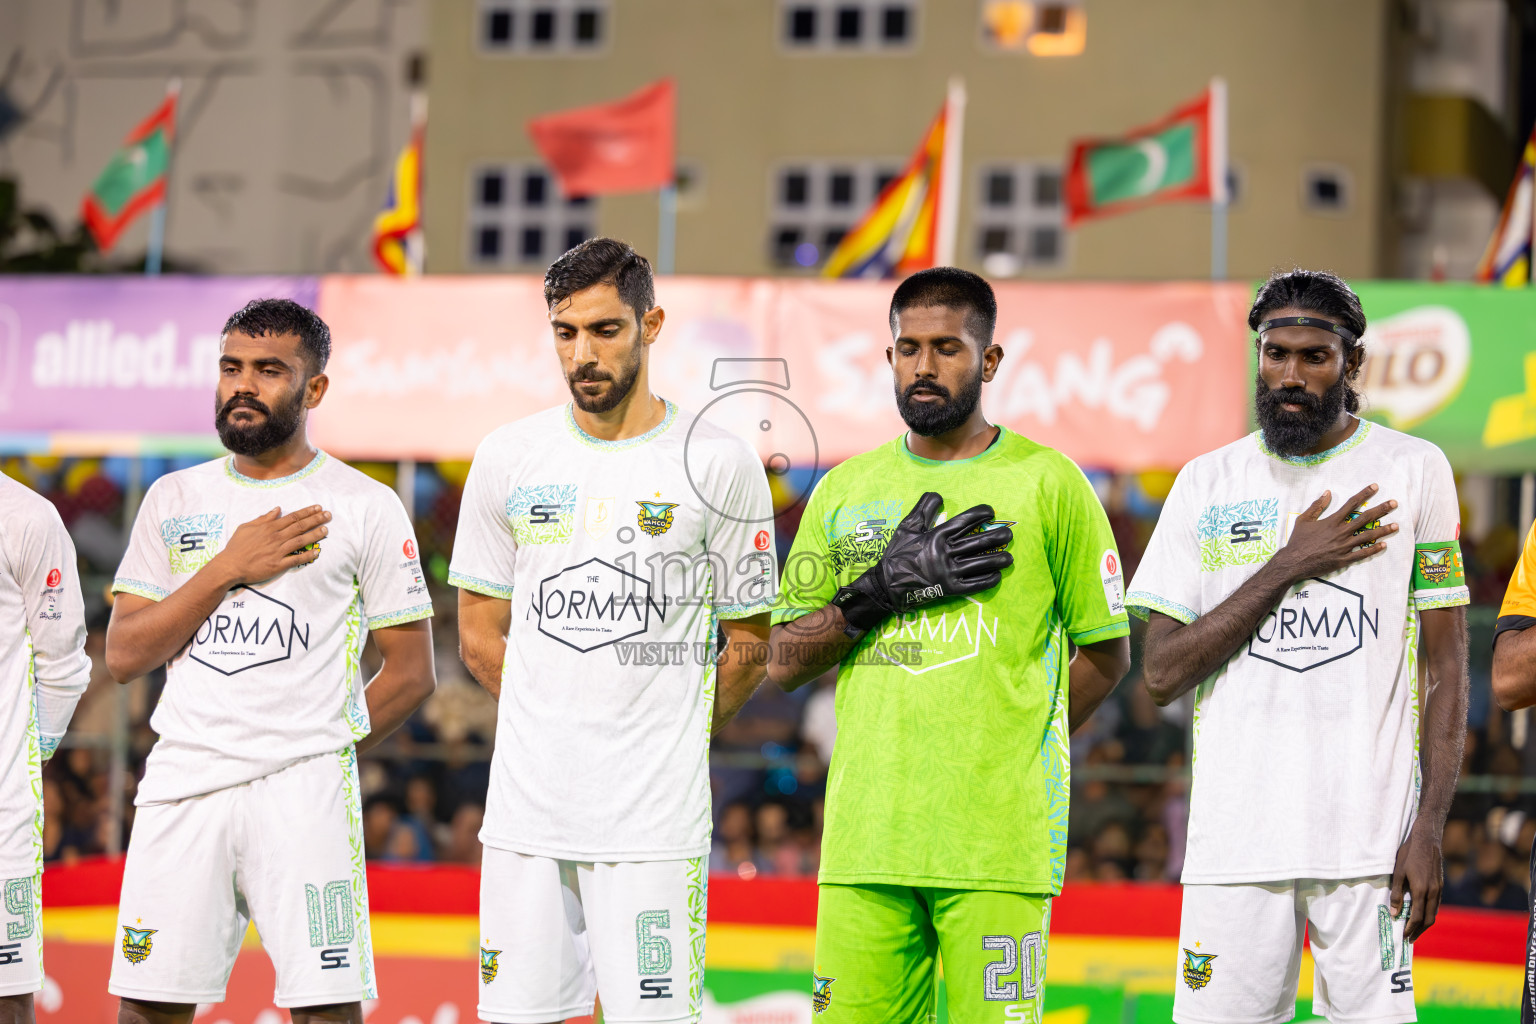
[775,428,1129,894]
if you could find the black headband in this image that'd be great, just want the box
[1255,316,1358,344]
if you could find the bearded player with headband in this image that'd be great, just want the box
[1127,269,1468,1024]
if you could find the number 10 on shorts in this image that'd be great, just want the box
[305,880,354,970]
[984,931,1044,1021]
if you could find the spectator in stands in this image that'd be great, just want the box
[1117,682,1184,766]
[1440,818,1479,906]
[710,801,760,877]
[398,775,441,861]
[443,803,485,866]
[363,796,400,860]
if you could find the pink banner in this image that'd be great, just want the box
[312,277,1252,470]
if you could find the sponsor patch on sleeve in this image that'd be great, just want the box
[1100,548,1125,615]
[1412,541,1465,591]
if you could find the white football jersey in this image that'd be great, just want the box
[113,452,433,805]
[450,401,778,861]
[1126,420,1467,884]
[0,476,89,877]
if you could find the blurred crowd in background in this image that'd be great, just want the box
[26,453,1534,914]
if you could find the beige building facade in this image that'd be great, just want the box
[423,0,1512,281]
[0,0,425,274]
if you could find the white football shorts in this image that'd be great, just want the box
[108,748,376,1008]
[1173,876,1416,1024]
[478,846,707,1024]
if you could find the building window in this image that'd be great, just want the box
[972,162,1066,274]
[979,0,1086,56]
[781,1,917,50]
[1302,165,1350,214]
[769,160,900,269]
[469,163,596,268]
[478,0,608,54]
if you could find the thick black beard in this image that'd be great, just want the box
[1254,371,1351,457]
[567,343,643,414]
[215,388,305,456]
[896,368,984,437]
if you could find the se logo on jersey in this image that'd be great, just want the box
[122,926,157,964]
[480,947,501,984]
[1182,948,1216,990]
[161,514,226,574]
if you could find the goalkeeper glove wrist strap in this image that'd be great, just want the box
[831,585,888,638]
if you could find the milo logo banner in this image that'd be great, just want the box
[1348,282,1536,473]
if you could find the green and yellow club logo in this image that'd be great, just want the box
[1182,948,1216,990]
[480,946,502,984]
[122,925,157,964]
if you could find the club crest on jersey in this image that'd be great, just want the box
[812,973,835,1013]
[1417,547,1453,584]
[1182,949,1216,990]
[480,947,501,984]
[159,514,225,574]
[636,501,679,537]
[121,926,157,964]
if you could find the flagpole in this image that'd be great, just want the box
[657,181,677,275]
[145,78,181,276]
[1209,76,1228,281]
[936,76,966,268]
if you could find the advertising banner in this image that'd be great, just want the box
[313,276,1253,471]
[774,279,1253,471]
[1353,282,1536,473]
[38,862,1522,1023]
[309,275,782,462]
[0,276,319,454]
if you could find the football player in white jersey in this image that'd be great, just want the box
[105,299,437,1024]
[0,476,90,1024]
[451,238,777,1024]
[1126,270,1468,1024]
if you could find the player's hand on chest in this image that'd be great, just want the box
[168,497,358,588]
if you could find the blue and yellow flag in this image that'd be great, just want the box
[822,82,963,279]
[373,114,423,275]
[1476,125,1536,286]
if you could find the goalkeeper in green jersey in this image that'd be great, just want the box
[768,268,1131,1024]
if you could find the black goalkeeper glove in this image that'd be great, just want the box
[830,491,1013,638]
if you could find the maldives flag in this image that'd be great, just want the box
[527,79,675,197]
[1064,82,1227,227]
[81,92,177,252]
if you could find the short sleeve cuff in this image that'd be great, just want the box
[1412,587,1470,611]
[39,734,62,762]
[112,578,168,602]
[1496,614,1536,645]
[367,604,435,630]
[717,599,774,620]
[771,605,820,626]
[1125,591,1197,625]
[1069,620,1131,646]
[447,570,515,600]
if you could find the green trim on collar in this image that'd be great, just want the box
[898,426,1009,467]
[224,450,328,488]
[1254,418,1371,467]
[565,399,678,451]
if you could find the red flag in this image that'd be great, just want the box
[527,79,675,197]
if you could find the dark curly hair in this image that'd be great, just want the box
[544,237,655,321]
[221,298,331,375]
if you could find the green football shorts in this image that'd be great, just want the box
[812,883,1052,1024]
